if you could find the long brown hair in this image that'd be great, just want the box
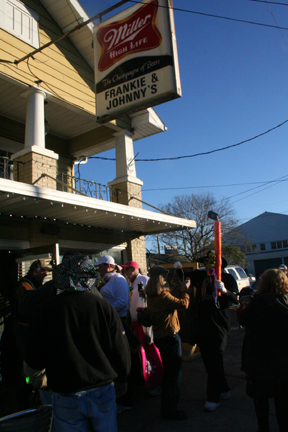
[145,274,170,297]
[257,268,288,296]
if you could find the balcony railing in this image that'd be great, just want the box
[0,157,120,202]
[0,157,14,180]
[56,172,117,201]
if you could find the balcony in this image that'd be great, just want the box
[0,157,14,181]
[0,156,117,202]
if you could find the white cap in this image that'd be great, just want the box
[279,264,287,271]
[173,261,182,269]
[94,255,115,266]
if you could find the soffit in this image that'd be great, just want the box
[0,74,165,156]
[0,179,196,237]
[39,0,95,69]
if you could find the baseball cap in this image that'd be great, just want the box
[279,264,287,271]
[121,261,139,269]
[94,255,115,266]
[173,261,182,269]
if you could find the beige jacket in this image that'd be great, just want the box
[147,290,190,339]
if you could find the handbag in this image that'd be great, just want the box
[133,321,163,390]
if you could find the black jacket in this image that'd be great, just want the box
[25,290,131,393]
[190,270,238,350]
[239,293,288,382]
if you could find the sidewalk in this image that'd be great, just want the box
[117,310,279,432]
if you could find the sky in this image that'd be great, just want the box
[78,0,288,251]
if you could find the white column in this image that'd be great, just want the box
[115,130,136,179]
[24,86,47,149]
[108,130,143,187]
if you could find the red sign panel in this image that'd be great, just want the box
[94,0,181,123]
[97,0,161,72]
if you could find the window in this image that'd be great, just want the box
[235,267,249,280]
[284,240,288,248]
[271,242,276,250]
[260,243,266,251]
[227,268,239,280]
[277,241,282,249]
[0,0,39,48]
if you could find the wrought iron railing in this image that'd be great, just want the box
[0,157,119,202]
[0,156,14,180]
[56,172,118,201]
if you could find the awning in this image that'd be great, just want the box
[0,179,196,237]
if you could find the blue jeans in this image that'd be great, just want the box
[154,333,182,416]
[52,383,117,432]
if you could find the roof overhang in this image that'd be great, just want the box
[0,179,196,237]
[0,73,166,157]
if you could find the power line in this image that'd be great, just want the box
[89,117,288,162]
[250,0,288,6]
[127,0,288,31]
[229,174,288,202]
[2,0,288,66]
[263,0,288,50]
[142,177,288,192]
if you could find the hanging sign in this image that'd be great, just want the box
[93,0,181,123]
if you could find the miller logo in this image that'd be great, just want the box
[97,0,162,72]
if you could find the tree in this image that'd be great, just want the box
[152,192,248,265]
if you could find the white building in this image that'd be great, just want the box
[226,212,288,278]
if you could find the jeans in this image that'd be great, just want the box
[52,383,117,432]
[154,333,182,416]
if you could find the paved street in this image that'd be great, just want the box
[117,310,279,432]
[0,310,280,431]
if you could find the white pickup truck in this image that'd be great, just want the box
[223,265,250,292]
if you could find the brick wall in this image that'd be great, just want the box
[13,151,57,189]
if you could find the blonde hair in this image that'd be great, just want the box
[257,268,288,296]
[145,274,169,297]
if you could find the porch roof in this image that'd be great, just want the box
[0,179,196,237]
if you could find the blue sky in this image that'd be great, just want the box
[79,0,288,244]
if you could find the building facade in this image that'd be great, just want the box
[225,212,288,278]
[0,0,196,292]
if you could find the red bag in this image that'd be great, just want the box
[133,321,163,390]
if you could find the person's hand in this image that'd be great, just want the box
[114,382,127,398]
[185,278,191,289]
[179,281,189,291]
[215,280,227,294]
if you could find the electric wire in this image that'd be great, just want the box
[26,58,95,109]
[127,0,288,31]
[263,0,288,50]
[250,0,288,6]
[88,117,288,162]
[2,0,288,65]
[228,174,288,200]
[142,177,288,192]
[231,178,287,203]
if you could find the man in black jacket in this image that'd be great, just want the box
[24,255,131,432]
[190,251,238,411]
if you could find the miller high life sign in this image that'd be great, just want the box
[93,0,181,123]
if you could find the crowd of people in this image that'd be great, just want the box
[0,252,288,432]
